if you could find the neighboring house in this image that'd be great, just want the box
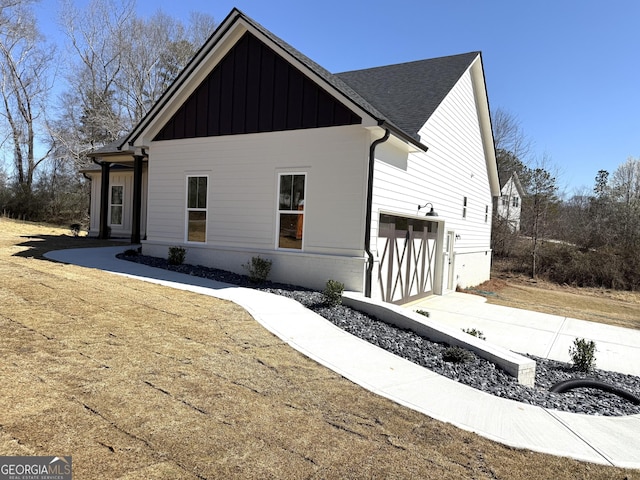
[85,8,499,304]
[496,171,524,232]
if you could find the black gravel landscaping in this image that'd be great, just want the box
[120,252,640,416]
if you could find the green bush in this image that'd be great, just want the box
[462,328,486,340]
[569,338,597,372]
[168,246,186,266]
[442,346,474,364]
[70,223,81,237]
[323,279,344,306]
[243,256,272,283]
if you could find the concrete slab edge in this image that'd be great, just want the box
[343,292,536,386]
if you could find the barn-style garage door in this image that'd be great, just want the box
[377,214,439,304]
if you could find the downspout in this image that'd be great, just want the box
[364,127,390,298]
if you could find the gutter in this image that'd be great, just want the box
[364,127,390,297]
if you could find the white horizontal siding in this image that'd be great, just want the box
[370,67,493,289]
[145,124,369,260]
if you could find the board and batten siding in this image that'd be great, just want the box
[143,125,370,291]
[370,68,493,290]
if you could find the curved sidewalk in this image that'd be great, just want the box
[44,246,640,469]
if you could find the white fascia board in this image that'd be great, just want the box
[127,14,379,149]
[128,23,249,148]
[469,55,500,197]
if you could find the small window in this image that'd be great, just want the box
[512,196,520,208]
[110,185,123,225]
[485,205,489,223]
[501,195,509,207]
[462,196,468,219]
[186,176,207,242]
[278,173,306,249]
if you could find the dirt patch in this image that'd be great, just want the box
[0,219,636,479]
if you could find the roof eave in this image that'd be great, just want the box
[470,54,500,196]
[381,121,428,152]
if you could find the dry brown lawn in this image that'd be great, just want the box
[0,218,636,479]
[476,273,640,330]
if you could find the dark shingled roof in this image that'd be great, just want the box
[232,9,421,146]
[335,52,480,142]
[241,8,477,147]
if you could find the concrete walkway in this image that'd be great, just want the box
[410,294,640,377]
[44,246,640,469]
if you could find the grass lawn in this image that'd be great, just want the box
[0,218,636,479]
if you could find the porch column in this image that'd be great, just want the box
[98,162,110,239]
[131,155,143,244]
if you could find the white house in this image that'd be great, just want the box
[496,172,524,232]
[85,8,499,304]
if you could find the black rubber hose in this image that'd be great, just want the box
[549,378,640,405]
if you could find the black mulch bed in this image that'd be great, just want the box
[119,251,640,416]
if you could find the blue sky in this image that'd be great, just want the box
[40,1,639,194]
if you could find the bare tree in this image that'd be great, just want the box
[0,0,55,196]
[522,154,559,278]
[491,108,533,170]
[609,157,640,247]
[490,108,533,255]
[116,10,214,124]
[55,0,215,165]
[59,0,134,149]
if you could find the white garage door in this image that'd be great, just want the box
[377,214,438,304]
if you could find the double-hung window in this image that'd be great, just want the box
[186,176,207,242]
[277,173,305,249]
[110,185,123,225]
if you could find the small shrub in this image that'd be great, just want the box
[569,338,597,372]
[70,223,81,237]
[243,256,272,283]
[415,309,430,318]
[462,328,486,340]
[168,246,186,266]
[442,346,474,364]
[123,247,140,256]
[323,279,344,306]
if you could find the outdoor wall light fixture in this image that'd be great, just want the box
[418,202,438,217]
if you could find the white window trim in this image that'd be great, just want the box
[185,174,209,243]
[109,184,124,226]
[276,172,307,251]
